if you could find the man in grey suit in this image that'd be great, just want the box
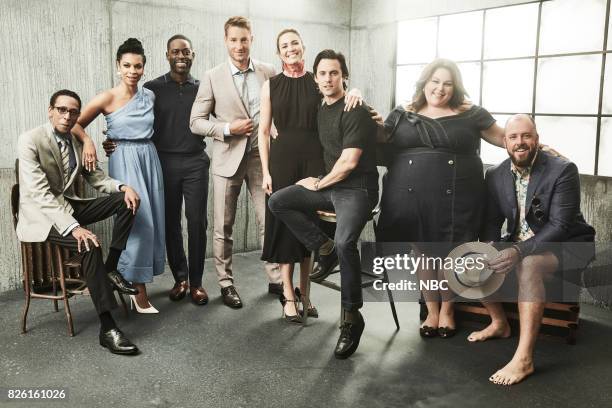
[473,114,595,385]
[17,89,142,354]
[190,16,281,308]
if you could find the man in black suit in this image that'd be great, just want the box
[471,114,595,385]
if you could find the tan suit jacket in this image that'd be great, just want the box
[189,59,275,177]
[16,123,121,242]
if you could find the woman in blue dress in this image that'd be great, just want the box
[72,38,165,314]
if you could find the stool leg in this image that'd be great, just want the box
[118,292,129,318]
[383,269,400,330]
[48,243,58,312]
[21,244,32,334]
[303,253,315,326]
[55,246,74,337]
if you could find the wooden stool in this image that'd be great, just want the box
[302,208,400,330]
[12,182,128,337]
[419,301,580,344]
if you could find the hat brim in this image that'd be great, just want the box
[443,242,505,300]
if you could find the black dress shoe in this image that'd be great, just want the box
[268,283,283,296]
[310,246,338,282]
[221,286,243,309]
[99,328,139,355]
[334,311,365,359]
[107,270,138,295]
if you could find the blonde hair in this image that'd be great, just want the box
[224,16,251,35]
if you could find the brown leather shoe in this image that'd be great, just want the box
[220,285,243,309]
[190,287,209,305]
[169,281,189,301]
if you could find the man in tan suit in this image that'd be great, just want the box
[17,89,141,354]
[190,16,281,308]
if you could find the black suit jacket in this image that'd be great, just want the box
[481,151,595,258]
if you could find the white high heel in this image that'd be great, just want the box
[129,295,159,314]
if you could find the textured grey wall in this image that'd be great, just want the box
[0,0,350,292]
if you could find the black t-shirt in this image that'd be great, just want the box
[317,98,378,188]
[144,73,205,155]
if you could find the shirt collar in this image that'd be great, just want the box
[164,72,196,85]
[51,127,71,144]
[229,58,255,75]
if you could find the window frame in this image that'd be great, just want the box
[394,0,612,175]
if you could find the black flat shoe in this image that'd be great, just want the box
[107,270,138,295]
[99,328,139,355]
[419,325,438,338]
[438,327,457,338]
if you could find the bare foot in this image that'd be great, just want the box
[489,357,534,386]
[467,321,511,342]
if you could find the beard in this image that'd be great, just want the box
[509,145,538,167]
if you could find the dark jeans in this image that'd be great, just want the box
[268,184,378,311]
[159,152,210,288]
[46,192,135,314]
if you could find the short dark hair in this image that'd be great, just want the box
[49,89,81,109]
[167,34,192,50]
[313,49,349,78]
[224,16,251,35]
[313,49,349,89]
[116,37,146,65]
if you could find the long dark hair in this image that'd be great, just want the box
[408,58,468,112]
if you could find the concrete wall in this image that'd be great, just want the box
[0,0,350,292]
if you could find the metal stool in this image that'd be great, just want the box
[301,208,400,330]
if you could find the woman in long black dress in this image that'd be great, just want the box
[258,29,363,323]
[376,59,505,337]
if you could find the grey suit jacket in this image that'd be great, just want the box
[16,123,121,242]
[189,59,275,177]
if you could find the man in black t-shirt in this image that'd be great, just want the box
[269,50,378,359]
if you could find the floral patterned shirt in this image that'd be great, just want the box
[511,161,535,242]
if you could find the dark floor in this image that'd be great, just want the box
[1,251,611,408]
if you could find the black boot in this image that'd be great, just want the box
[334,309,365,359]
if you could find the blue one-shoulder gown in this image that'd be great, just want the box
[105,87,165,283]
